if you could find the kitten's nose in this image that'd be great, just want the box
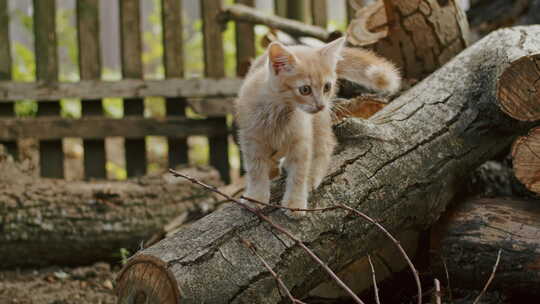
[316,104,325,112]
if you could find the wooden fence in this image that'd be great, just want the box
[0,0,346,183]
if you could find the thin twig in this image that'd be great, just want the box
[440,254,452,302]
[367,255,381,304]
[340,205,422,304]
[240,238,307,304]
[169,169,366,304]
[472,249,502,304]
[434,278,442,304]
[249,191,422,304]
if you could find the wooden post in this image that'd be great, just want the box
[234,0,256,175]
[274,0,287,18]
[162,0,188,169]
[275,0,309,22]
[0,0,17,159]
[77,0,106,179]
[234,0,256,77]
[311,0,328,28]
[201,0,230,183]
[120,0,147,177]
[34,0,64,178]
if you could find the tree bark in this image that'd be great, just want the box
[431,197,540,297]
[115,26,540,304]
[0,153,222,268]
[347,0,470,80]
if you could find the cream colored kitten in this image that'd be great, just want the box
[235,37,401,216]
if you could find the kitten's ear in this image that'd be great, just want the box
[319,37,346,67]
[268,42,296,75]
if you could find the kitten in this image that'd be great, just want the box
[235,37,401,216]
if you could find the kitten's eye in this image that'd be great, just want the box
[323,82,332,93]
[298,85,312,96]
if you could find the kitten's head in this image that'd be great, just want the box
[267,37,345,114]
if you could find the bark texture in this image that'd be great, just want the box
[0,154,221,268]
[431,197,540,297]
[347,0,470,80]
[116,26,540,304]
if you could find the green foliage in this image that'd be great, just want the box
[118,248,131,266]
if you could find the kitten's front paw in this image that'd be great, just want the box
[285,209,306,218]
[282,200,308,218]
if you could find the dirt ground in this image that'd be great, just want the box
[0,262,118,304]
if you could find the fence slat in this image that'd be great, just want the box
[120,0,146,177]
[0,117,228,140]
[234,0,255,176]
[0,0,17,158]
[34,0,63,178]
[311,0,327,28]
[77,0,106,179]
[234,0,255,76]
[162,0,188,169]
[346,0,355,24]
[0,78,242,101]
[201,0,230,183]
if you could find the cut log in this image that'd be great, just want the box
[512,127,540,194]
[431,197,540,297]
[0,150,222,268]
[498,54,540,122]
[115,26,540,304]
[347,0,470,80]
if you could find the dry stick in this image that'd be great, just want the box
[168,169,366,304]
[434,278,442,304]
[367,255,381,304]
[240,238,307,304]
[440,254,452,302]
[241,196,422,304]
[339,204,422,304]
[219,4,333,41]
[472,249,503,304]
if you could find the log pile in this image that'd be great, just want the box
[115,26,540,304]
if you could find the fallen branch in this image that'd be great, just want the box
[0,160,221,268]
[219,4,336,41]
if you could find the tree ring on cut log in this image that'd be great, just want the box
[116,255,181,304]
[498,54,540,121]
[512,126,540,194]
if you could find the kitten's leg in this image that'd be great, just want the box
[310,113,336,190]
[282,139,311,216]
[242,142,272,208]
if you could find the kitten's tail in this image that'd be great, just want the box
[336,47,402,95]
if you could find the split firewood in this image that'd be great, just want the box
[347,0,470,80]
[431,197,540,298]
[115,26,540,304]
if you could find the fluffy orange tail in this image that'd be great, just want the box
[337,47,401,95]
